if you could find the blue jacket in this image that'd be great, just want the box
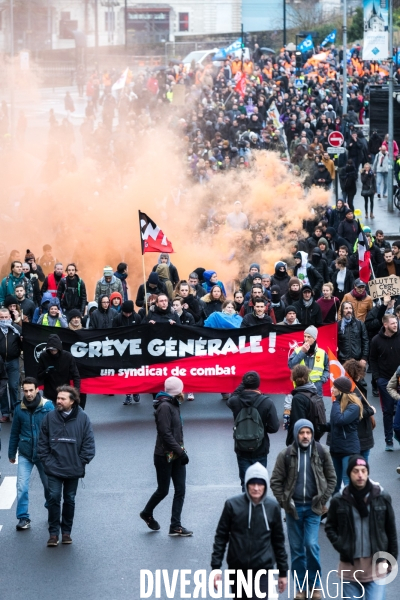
[329,400,360,455]
[8,395,54,462]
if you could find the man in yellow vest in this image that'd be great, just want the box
[288,326,328,396]
[37,299,67,328]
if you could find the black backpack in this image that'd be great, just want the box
[233,395,265,453]
[307,393,327,442]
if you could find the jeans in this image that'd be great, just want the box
[237,455,267,492]
[364,195,374,214]
[16,454,49,520]
[331,454,350,494]
[143,454,186,528]
[0,358,20,416]
[377,378,394,443]
[47,475,79,536]
[342,579,386,599]
[360,449,371,462]
[376,171,388,196]
[286,503,321,588]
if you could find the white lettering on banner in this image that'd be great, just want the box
[116,365,237,378]
[71,335,264,359]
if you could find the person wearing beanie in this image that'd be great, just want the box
[135,271,168,308]
[227,371,279,491]
[338,209,362,248]
[239,284,276,323]
[277,304,299,325]
[24,250,45,283]
[68,309,82,331]
[109,291,123,312]
[270,261,290,296]
[326,455,397,599]
[293,251,324,299]
[269,285,285,322]
[37,244,58,277]
[317,237,335,264]
[140,377,192,537]
[211,462,288,598]
[239,263,262,295]
[281,276,302,307]
[94,266,123,302]
[288,324,328,397]
[321,378,363,494]
[293,284,323,327]
[37,334,80,404]
[4,295,23,325]
[201,270,227,296]
[271,419,336,600]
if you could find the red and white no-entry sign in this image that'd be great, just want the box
[328,131,344,147]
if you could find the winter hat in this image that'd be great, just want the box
[362,226,372,233]
[109,291,122,304]
[148,272,159,285]
[345,208,353,215]
[285,305,297,315]
[25,249,35,261]
[270,285,281,298]
[247,478,265,486]
[103,266,113,276]
[275,261,286,269]
[249,262,260,271]
[304,325,318,340]
[251,272,262,281]
[122,300,134,313]
[333,376,352,394]
[288,277,301,288]
[67,309,82,322]
[302,284,313,293]
[317,237,328,247]
[164,376,184,396]
[4,295,19,307]
[312,247,322,256]
[346,454,369,478]
[242,371,261,389]
[294,251,302,260]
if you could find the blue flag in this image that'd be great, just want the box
[214,39,242,60]
[321,30,336,47]
[297,35,314,54]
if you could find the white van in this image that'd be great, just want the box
[182,47,250,71]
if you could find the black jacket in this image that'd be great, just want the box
[294,263,324,296]
[227,386,279,457]
[211,493,288,575]
[180,294,202,321]
[0,355,7,399]
[365,303,387,341]
[240,313,273,327]
[153,393,185,458]
[112,312,141,327]
[354,383,375,452]
[376,261,400,278]
[38,404,95,479]
[57,275,87,314]
[135,281,167,308]
[176,310,195,326]
[151,262,180,286]
[89,296,118,329]
[325,227,352,255]
[331,269,355,299]
[325,484,398,564]
[200,297,224,320]
[337,318,369,362]
[338,218,361,248]
[286,384,320,445]
[37,334,81,400]
[0,324,22,361]
[141,305,179,324]
[293,299,323,326]
[370,327,400,381]
[309,254,330,289]
[19,298,36,322]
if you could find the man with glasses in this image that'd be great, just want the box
[0,308,22,422]
[0,261,33,306]
[88,295,117,329]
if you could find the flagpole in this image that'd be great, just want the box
[139,210,149,315]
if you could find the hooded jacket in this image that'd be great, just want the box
[325,482,397,564]
[270,263,290,296]
[271,419,336,518]
[37,297,68,328]
[325,227,352,254]
[32,291,53,324]
[82,301,97,329]
[57,274,87,314]
[135,278,167,308]
[94,275,123,302]
[38,403,95,479]
[89,295,118,329]
[112,310,141,327]
[294,251,324,296]
[227,385,279,457]
[37,334,81,400]
[211,462,288,576]
[153,392,185,458]
[151,254,180,286]
[201,270,227,295]
[338,217,362,248]
[8,395,54,462]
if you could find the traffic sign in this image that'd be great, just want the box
[327,147,346,154]
[328,131,344,147]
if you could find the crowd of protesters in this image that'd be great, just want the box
[0,39,399,598]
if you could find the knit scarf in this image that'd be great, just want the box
[340,315,352,333]
[303,298,313,308]
[348,479,373,518]
[351,288,367,300]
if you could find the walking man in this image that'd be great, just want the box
[38,385,95,546]
[325,455,398,599]
[140,377,192,537]
[211,462,288,599]
[270,419,336,600]
[8,377,54,530]
[37,334,80,403]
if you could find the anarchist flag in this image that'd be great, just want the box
[139,211,174,254]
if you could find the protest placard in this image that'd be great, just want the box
[368,276,400,300]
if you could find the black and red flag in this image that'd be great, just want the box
[139,211,174,254]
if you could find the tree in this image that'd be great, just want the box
[348,7,364,43]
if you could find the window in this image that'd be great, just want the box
[179,13,189,32]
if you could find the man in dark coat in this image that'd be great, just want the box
[135,272,167,308]
[88,295,117,329]
[0,307,22,421]
[337,301,369,365]
[293,285,323,327]
[227,371,280,490]
[141,294,179,325]
[211,462,288,599]
[338,209,361,248]
[38,385,95,546]
[56,263,87,317]
[37,334,80,403]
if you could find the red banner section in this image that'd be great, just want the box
[23,323,337,395]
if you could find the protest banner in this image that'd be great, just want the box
[23,323,337,395]
[368,276,400,300]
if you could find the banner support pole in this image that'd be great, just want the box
[142,253,148,315]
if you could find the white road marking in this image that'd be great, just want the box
[0,477,17,509]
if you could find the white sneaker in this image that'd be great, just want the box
[187,393,195,401]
